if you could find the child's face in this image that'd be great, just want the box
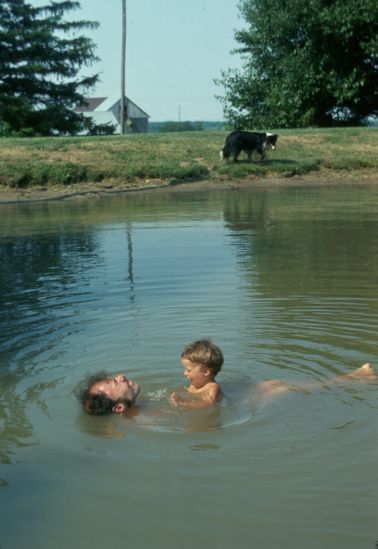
[181,358,211,389]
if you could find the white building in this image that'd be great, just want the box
[74,96,149,133]
[365,116,378,127]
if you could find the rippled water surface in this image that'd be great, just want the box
[0,184,377,549]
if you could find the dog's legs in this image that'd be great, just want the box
[256,146,266,162]
[260,142,268,161]
[232,147,241,162]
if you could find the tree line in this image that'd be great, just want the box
[216,0,378,128]
[1,0,377,136]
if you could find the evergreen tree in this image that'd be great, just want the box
[0,0,99,135]
[216,0,378,128]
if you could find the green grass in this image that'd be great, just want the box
[0,127,377,189]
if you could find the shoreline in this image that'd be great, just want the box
[0,169,377,204]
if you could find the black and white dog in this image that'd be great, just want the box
[220,130,278,162]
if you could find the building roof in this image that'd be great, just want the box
[74,97,107,112]
[75,96,149,118]
[94,96,119,111]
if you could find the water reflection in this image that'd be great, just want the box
[223,187,378,295]
[220,187,378,381]
[0,185,377,549]
[0,378,35,465]
[0,232,99,347]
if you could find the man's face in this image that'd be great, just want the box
[89,373,140,404]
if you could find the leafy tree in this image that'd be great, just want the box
[0,0,99,135]
[216,0,378,128]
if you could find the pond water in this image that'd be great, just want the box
[0,184,377,549]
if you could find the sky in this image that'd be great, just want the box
[30,0,245,122]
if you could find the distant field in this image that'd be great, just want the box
[0,127,377,189]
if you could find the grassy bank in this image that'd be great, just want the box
[0,127,377,189]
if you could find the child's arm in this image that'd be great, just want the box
[170,384,222,409]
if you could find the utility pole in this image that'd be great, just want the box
[120,0,126,134]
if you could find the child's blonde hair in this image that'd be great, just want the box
[181,339,223,376]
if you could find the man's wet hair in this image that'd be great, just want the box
[75,371,130,416]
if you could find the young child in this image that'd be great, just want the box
[170,339,224,408]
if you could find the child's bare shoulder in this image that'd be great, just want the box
[200,381,223,403]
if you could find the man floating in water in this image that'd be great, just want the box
[75,339,376,416]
